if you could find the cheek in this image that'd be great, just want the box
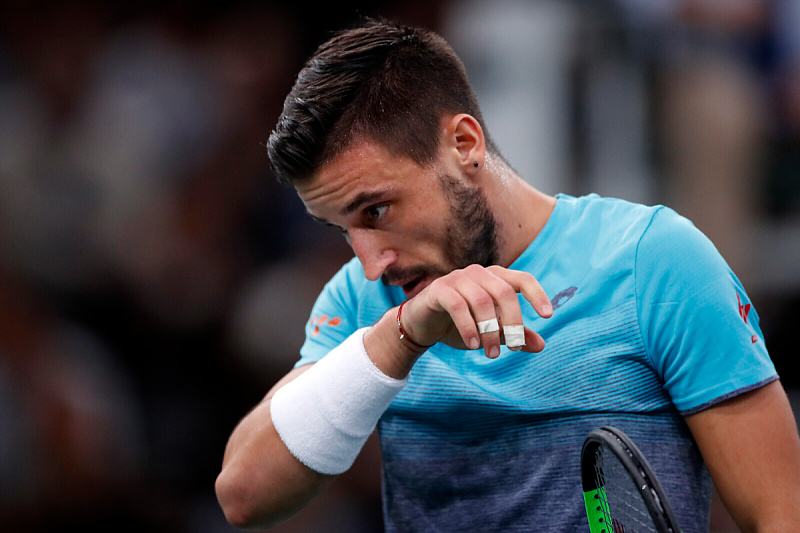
[401,210,443,240]
[396,220,450,262]
[392,193,453,254]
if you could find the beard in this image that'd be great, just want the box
[380,172,500,288]
[438,172,500,269]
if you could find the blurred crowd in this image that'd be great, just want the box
[0,1,797,532]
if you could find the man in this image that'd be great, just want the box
[215,18,800,531]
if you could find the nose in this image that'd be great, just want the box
[349,229,396,281]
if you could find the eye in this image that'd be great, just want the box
[365,204,388,221]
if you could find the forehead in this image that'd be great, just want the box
[295,140,425,217]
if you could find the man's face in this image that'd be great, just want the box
[296,140,498,298]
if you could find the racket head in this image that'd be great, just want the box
[581,426,683,533]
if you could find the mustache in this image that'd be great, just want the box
[381,265,433,286]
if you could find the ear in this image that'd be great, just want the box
[442,113,486,175]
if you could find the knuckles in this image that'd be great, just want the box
[495,284,517,301]
[471,292,495,310]
[463,264,485,275]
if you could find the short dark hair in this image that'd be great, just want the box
[266,18,498,185]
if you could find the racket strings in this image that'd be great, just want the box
[595,446,660,533]
[619,438,674,527]
[591,462,615,532]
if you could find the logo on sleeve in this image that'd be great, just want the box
[737,293,751,324]
[310,315,342,337]
[736,292,759,344]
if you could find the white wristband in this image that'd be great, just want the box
[270,327,408,475]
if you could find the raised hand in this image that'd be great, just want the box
[398,265,551,359]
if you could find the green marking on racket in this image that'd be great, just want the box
[583,486,612,533]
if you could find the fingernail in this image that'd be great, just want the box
[542,304,552,316]
[489,346,500,358]
[469,337,479,350]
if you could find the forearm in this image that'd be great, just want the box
[216,316,418,528]
[215,267,549,528]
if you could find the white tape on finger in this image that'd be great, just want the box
[503,325,525,347]
[477,318,500,334]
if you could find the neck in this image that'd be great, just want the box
[481,157,557,268]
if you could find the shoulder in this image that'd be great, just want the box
[298,256,400,366]
[568,195,713,265]
[321,256,398,308]
[316,256,383,304]
[323,256,367,298]
[551,194,667,267]
[556,193,664,238]
[634,206,726,287]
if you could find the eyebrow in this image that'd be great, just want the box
[340,189,390,216]
[306,185,396,225]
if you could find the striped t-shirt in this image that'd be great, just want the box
[295,194,777,532]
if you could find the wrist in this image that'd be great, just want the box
[363,308,428,379]
[397,300,433,350]
[270,328,407,475]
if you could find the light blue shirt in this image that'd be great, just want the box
[296,194,777,532]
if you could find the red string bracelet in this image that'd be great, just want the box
[397,300,432,350]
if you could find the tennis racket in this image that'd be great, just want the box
[581,426,682,533]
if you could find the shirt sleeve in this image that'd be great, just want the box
[295,259,362,368]
[635,207,777,414]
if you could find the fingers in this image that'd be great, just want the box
[411,265,549,358]
[433,276,499,356]
[465,267,524,358]
[439,265,545,359]
[521,326,546,353]
[486,266,553,319]
[434,283,482,350]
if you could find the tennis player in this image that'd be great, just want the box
[216,18,800,532]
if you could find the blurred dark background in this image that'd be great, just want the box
[0,1,797,532]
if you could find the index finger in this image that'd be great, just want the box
[485,266,552,318]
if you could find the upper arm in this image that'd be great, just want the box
[634,210,798,529]
[685,380,800,532]
[635,208,776,413]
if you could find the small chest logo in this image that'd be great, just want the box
[550,286,578,311]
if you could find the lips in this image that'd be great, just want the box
[401,274,428,298]
[383,267,434,299]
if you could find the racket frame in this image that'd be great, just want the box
[581,426,683,533]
